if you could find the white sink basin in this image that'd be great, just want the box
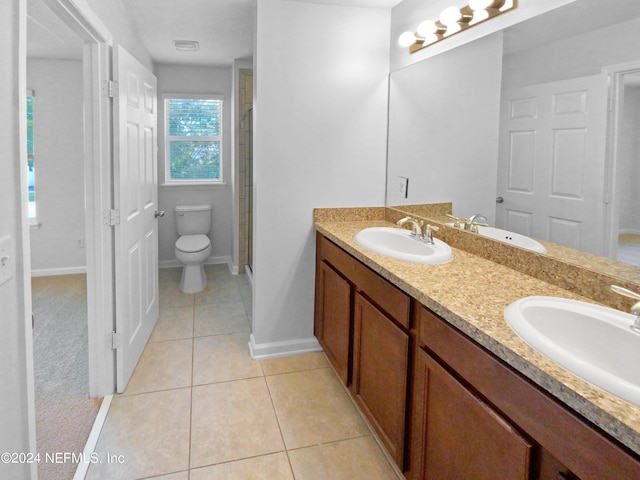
[354,227,452,264]
[447,223,547,253]
[505,296,640,406]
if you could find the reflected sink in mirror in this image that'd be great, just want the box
[505,296,640,406]
[447,224,548,254]
[354,227,452,265]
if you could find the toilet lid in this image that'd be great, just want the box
[176,234,210,253]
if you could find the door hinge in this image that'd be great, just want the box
[104,209,120,226]
[111,331,121,350]
[105,80,119,98]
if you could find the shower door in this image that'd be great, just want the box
[245,108,254,273]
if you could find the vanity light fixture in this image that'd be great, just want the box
[398,0,516,54]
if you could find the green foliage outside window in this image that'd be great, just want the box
[27,95,36,208]
[166,98,222,181]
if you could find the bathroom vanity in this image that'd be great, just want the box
[314,209,640,480]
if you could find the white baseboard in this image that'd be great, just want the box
[159,255,238,275]
[619,229,640,236]
[248,333,322,360]
[31,266,87,277]
[73,394,113,480]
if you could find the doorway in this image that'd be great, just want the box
[238,68,254,279]
[26,1,100,478]
[606,64,640,267]
[614,71,640,266]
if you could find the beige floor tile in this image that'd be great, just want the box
[238,274,252,299]
[159,267,182,284]
[86,389,191,480]
[190,378,285,468]
[193,332,263,385]
[261,351,328,376]
[194,277,242,305]
[150,306,194,342]
[287,436,401,480]
[122,339,193,395]
[160,281,194,308]
[194,301,250,336]
[204,263,231,277]
[190,452,293,480]
[146,472,189,480]
[266,368,370,449]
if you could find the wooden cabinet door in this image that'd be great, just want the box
[417,347,532,480]
[315,261,352,384]
[352,293,409,467]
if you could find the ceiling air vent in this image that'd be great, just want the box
[173,40,199,52]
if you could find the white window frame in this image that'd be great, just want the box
[163,93,224,186]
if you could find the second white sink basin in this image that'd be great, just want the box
[354,227,452,264]
[505,296,640,406]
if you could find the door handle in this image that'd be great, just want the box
[155,210,165,218]
[496,196,504,204]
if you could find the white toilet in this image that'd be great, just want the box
[174,204,212,293]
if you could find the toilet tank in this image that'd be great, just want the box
[175,204,212,236]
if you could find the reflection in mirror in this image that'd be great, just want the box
[386,0,640,271]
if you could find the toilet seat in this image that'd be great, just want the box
[176,234,210,253]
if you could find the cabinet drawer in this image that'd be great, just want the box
[317,234,410,329]
[417,348,532,480]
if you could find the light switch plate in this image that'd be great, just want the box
[398,176,409,198]
[0,235,14,287]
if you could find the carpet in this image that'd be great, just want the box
[31,274,102,480]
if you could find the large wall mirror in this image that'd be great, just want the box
[386,0,640,277]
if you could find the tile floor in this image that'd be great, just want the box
[85,264,401,480]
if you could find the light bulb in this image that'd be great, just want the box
[444,23,461,36]
[398,31,417,47]
[417,20,438,37]
[440,6,462,26]
[422,34,440,46]
[470,9,489,23]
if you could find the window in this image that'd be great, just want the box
[27,92,36,218]
[164,95,223,184]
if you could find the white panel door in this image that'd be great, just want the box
[496,74,608,255]
[113,45,159,392]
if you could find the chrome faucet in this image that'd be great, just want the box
[465,213,489,233]
[424,224,440,245]
[468,213,488,225]
[611,285,640,334]
[396,216,423,238]
[397,216,441,245]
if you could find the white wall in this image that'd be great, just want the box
[503,16,640,89]
[155,64,234,268]
[28,59,86,275]
[250,0,390,357]
[86,0,153,70]
[0,1,37,478]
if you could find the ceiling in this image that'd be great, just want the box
[27,0,402,66]
[27,0,84,60]
[30,0,640,67]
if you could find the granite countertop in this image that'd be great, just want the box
[315,218,640,456]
